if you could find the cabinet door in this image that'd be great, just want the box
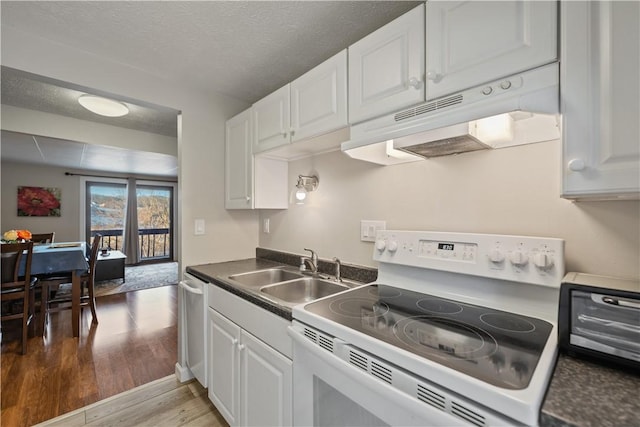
[225,109,253,209]
[348,4,425,124]
[252,85,291,153]
[208,308,241,426]
[426,1,557,100]
[561,1,640,199]
[291,50,348,142]
[240,330,292,427]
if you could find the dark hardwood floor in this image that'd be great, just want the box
[1,285,178,427]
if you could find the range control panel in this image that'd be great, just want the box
[374,230,564,287]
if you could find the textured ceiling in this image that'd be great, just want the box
[1,1,421,103]
[0,1,422,175]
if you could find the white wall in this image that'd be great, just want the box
[260,140,640,280]
[1,26,258,268]
[1,162,82,241]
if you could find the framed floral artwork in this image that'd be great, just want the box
[17,186,61,217]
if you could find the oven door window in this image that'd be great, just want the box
[314,377,388,427]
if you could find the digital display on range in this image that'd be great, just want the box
[438,243,455,251]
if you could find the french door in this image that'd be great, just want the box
[85,180,174,263]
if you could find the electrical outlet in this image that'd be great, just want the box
[360,220,386,242]
[263,218,270,234]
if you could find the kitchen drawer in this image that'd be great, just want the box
[209,284,292,358]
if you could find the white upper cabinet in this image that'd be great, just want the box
[425,1,558,101]
[561,1,640,200]
[252,85,291,153]
[291,50,348,142]
[252,51,349,159]
[348,4,425,124]
[225,108,288,210]
[225,109,253,209]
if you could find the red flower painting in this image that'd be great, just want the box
[17,186,61,217]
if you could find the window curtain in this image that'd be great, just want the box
[124,177,140,265]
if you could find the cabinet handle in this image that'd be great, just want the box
[232,338,238,345]
[426,70,442,82]
[282,132,288,138]
[238,343,245,352]
[290,130,295,137]
[245,196,251,202]
[408,77,423,89]
[568,158,586,172]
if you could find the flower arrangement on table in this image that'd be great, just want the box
[1,229,32,243]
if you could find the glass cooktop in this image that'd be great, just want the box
[303,284,553,389]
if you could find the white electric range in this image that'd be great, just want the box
[290,230,564,426]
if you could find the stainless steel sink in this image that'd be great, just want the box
[260,278,350,305]
[227,268,304,288]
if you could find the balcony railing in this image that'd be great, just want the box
[90,228,171,261]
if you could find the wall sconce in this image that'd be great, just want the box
[294,175,319,205]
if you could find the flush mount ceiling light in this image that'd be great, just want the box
[294,175,319,205]
[78,94,129,117]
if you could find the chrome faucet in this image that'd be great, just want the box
[333,257,342,282]
[300,248,318,274]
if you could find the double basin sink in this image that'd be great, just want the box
[226,267,356,308]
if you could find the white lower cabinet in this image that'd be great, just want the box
[208,306,292,427]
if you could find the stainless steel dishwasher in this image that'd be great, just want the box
[179,272,208,387]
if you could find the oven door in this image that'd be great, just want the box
[289,324,468,427]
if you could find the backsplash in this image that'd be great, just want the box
[256,247,378,284]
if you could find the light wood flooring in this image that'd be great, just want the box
[34,375,227,427]
[1,285,182,426]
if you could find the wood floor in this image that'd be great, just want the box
[1,285,179,427]
[34,375,227,427]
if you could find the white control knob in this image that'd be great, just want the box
[387,241,399,253]
[375,239,386,252]
[510,250,529,266]
[489,249,505,263]
[533,252,554,269]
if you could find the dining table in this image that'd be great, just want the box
[19,241,89,337]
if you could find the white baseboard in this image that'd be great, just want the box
[174,362,194,383]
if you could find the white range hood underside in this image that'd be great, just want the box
[343,63,560,165]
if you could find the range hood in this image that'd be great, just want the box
[342,63,560,165]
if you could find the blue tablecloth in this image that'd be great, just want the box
[19,242,89,276]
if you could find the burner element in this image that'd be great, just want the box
[369,285,402,299]
[480,313,536,333]
[329,298,389,318]
[393,316,497,360]
[416,298,463,314]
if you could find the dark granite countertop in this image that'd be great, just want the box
[541,354,640,427]
[186,248,378,321]
[186,257,296,319]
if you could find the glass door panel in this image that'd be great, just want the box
[136,185,173,261]
[86,182,127,250]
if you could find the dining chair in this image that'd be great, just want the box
[40,235,102,329]
[31,232,55,244]
[1,241,37,354]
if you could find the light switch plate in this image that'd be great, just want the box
[194,219,205,235]
[361,220,386,242]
